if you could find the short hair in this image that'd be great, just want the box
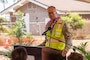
[11,47,27,60]
[48,6,56,10]
[67,52,84,60]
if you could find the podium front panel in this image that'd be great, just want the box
[14,45,42,60]
[14,45,63,60]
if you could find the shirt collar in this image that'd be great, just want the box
[52,16,60,23]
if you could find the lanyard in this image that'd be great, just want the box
[50,17,60,32]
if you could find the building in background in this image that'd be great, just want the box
[0,0,90,36]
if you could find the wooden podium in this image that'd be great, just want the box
[14,45,63,60]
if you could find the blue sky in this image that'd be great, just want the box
[0,0,17,12]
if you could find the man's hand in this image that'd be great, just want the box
[61,50,67,57]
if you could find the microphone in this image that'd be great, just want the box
[42,27,51,35]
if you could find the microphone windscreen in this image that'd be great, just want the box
[48,27,51,30]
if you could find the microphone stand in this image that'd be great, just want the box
[42,27,52,47]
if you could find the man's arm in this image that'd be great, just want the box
[62,22,72,51]
[39,37,47,46]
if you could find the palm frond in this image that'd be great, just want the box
[73,42,90,60]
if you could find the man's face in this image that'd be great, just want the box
[48,7,57,20]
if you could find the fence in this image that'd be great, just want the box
[0,22,45,36]
[1,21,90,39]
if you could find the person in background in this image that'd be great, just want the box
[11,47,28,60]
[67,52,84,60]
[42,6,72,60]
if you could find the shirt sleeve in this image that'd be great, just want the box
[62,22,72,51]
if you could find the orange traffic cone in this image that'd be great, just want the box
[4,38,9,48]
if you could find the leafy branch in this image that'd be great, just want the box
[10,10,26,44]
[73,42,90,60]
[61,13,85,30]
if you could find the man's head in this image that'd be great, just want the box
[47,6,58,20]
[67,52,84,60]
[11,47,28,60]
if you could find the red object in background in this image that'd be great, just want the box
[4,38,10,48]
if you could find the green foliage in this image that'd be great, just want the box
[73,42,90,60]
[0,17,7,22]
[22,32,33,38]
[0,47,13,59]
[0,17,9,33]
[3,51,12,58]
[0,25,9,33]
[10,10,26,44]
[10,10,26,37]
[0,51,11,58]
[61,13,85,30]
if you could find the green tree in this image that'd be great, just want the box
[0,17,9,33]
[10,10,26,44]
[61,13,85,39]
[61,13,85,30]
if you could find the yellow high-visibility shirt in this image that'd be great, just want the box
[46,19,65,50]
